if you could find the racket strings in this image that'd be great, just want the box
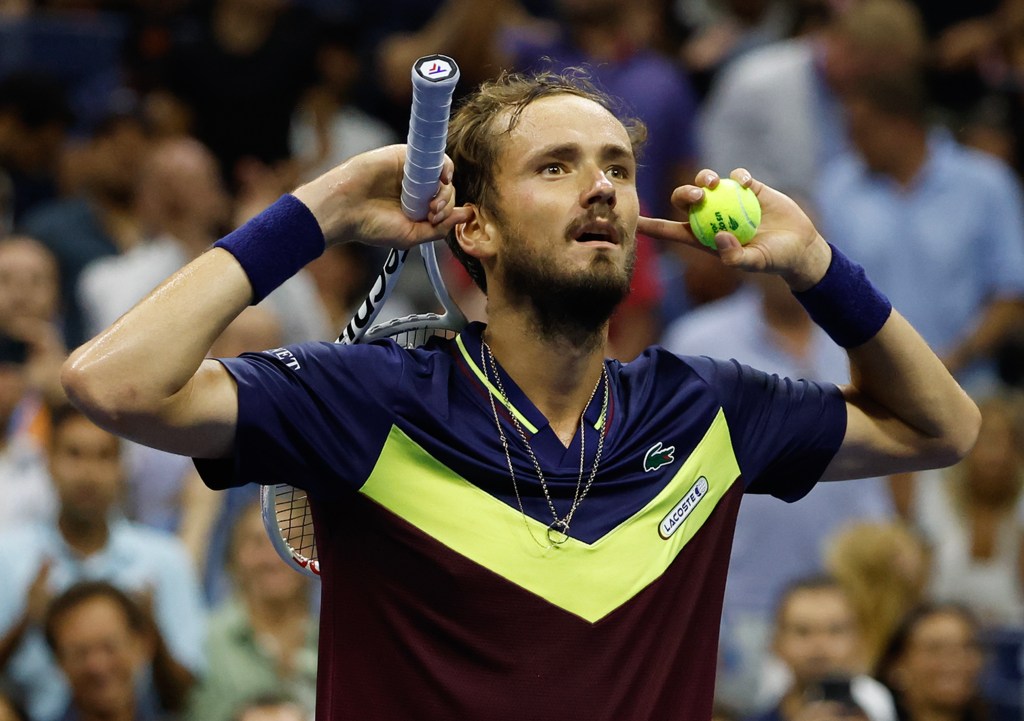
[275,485,317,566]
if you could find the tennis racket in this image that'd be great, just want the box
[261,55,466,578]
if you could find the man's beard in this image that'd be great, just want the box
[500,225,636,350]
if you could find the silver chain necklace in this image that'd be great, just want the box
[481,340,609,549]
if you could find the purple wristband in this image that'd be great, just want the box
[792,243,892,348]
[213,194,325,304]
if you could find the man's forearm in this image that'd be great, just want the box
[848,310,977,446]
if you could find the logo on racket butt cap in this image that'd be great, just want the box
[415,55,458,83]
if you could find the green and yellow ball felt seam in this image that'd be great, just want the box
[688,178,762,248]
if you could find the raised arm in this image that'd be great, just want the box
[62,146,469,459]
[639,169,981,480]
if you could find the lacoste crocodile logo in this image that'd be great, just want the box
[643,442,676,472]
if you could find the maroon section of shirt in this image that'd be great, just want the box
[311,484,743,720]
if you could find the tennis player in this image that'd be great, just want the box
[62,72,979,720]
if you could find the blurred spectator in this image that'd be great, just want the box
[699,0,927,198]
[0,331,54,530]
[0,236,67,405]
[674,0,798,96]
[231,693,308,721]
[19,111,150,347]
[825,522,930,671]
[663,272,894,712]
[0,404,205,721]
[187,501,317,721]
[44,580,192,721]
[815,70,1024,391]
[875,603,988,721]
[0,72,73,224]
[748,575,896,721]
[908,1,1024,127]
[78,136,329,345]
[910,396,1024,627]
[289,20,397,182]
[160,0,319,188]
[304,243,379,333]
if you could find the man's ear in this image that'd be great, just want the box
[455,204,497,261]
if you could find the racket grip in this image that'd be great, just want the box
[402,55,460,221]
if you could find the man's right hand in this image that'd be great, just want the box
[292,145,471,250]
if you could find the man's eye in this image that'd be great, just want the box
[608,166,630,179]
[542,164,565,175]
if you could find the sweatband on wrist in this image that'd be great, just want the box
[792,243,892,348]
[213,194,325,304]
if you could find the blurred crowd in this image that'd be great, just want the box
[1,0,1024,719]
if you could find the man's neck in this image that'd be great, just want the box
[58,513,110,557]
[482,309,607,447]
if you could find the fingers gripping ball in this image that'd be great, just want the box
[688,178,761,248]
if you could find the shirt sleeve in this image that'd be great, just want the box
[193,340,409,501]
[687,355,847,501]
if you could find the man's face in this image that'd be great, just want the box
[53,596,149,716]
[49,416,122,523]
[774,588,861,687]
[483,94,639,336]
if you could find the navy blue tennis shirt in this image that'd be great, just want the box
[196,321,846,720]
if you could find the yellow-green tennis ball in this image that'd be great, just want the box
[688,178,762,249]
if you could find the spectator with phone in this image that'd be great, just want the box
[746,576,896,721]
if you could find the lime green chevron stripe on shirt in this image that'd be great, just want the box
[455,335,608,433]
[455,335,539,434]
[359,408,740,623]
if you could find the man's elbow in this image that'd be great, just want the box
[60,352,151,431]
[936,397,982,467]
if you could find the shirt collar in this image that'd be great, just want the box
[455,322,608,437]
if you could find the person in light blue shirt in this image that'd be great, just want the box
[815,71,1024,393]
[0,404,205,721]
[698,0,927,199]
[663,274,894,714]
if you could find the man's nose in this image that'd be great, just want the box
[581,168,616,209]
